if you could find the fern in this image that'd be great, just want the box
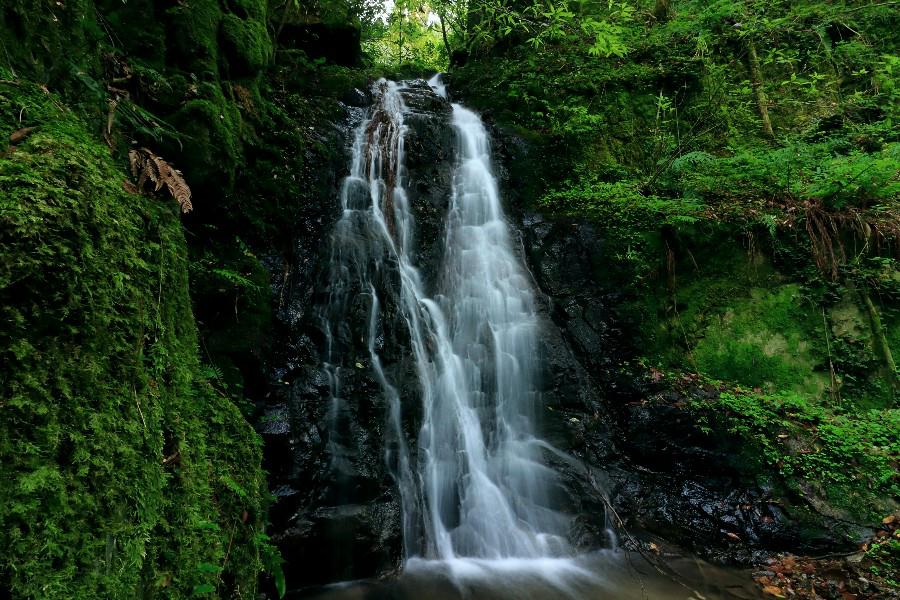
[128,147,193,213]
[669,151,716,174]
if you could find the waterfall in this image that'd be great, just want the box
[322,77,569,565]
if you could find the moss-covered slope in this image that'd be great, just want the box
[0,0,370,596]
[0,76,272,599]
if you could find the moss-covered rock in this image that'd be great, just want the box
[96,0,168,69]
[690,284,828,395]
[170,93,243,192]
[0,0,102,85]
[164,0,222,79]
[228,0,267,21]
[221,13,272,76]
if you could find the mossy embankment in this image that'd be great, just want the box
[0,1,368,597]
[453,0,898,527]
[0,73,270,600]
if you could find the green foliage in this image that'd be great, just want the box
[659,141,900,212]
[288,0,383,26]
[455,0,900,419]
[363,0,447,70]
[539,179,700,283]
[865,537,900,586]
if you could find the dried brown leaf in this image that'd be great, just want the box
[9,126,36,144]
[128,147,193,213]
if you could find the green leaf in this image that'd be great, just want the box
[192,583,216,596]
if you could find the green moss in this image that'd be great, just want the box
[0,77,268,599]
[170,93,242,191]
[0,0,102,85]
[316,64,369,98]
[692,285,826,395]
[227,0,268,24]
[221,13,273,76]
[164,0,222,79]
[888,319,900,371]
[96,0,168,69]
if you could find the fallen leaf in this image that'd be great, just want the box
[762,585,785,597]
[9,126,36,144]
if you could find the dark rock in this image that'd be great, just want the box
[278,21,362,67]
[262,79,454,589]
[341,87,369,108]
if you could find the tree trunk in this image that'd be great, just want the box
[397,18,404,66]
[862,289,899,394]
[438,11,452,60]
[746,39,775,139]
[653,0,671,22]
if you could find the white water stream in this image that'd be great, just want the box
[323,76,569,566]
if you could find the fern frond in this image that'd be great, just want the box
[128,147,193,213]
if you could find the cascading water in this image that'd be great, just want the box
[420,90,570,561]
[322,76,569,566]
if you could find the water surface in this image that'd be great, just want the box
[291,551,764,600]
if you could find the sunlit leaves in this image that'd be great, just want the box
[582,18,627,57]
[363,0,446,68]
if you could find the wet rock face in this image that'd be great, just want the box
[607,392,871,563]
[398,80,454,288]
[262,81,455,588]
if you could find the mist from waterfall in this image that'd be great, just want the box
[322,76,569,565]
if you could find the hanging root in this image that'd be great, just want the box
[799,200,900,278]
[804,202,843,279]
